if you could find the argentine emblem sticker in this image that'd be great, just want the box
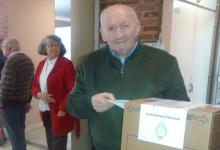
[155,121,167,139]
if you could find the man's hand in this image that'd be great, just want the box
[91,92,116,112]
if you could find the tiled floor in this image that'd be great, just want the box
[0,126,71,150]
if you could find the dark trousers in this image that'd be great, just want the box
[2,104,26,150]
[41,111,68,150]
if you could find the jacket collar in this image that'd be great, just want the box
[107,40,141,61]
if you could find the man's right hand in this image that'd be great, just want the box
[91,92,116,112]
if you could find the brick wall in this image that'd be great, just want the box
[0,0,8,38]
[100,0,163,42]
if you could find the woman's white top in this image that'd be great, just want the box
[39,57,58,112]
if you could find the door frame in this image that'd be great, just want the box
[207,0,220,104]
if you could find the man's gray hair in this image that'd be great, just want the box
[0,37,4,45]
[100,4,139,27]
[3,38,21,52]
[0,37,4,50]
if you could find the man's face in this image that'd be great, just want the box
[1,41,10,57]
[100,7,140,56]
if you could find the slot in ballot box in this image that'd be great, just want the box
[121,98,220,150]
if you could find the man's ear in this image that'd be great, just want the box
[6,47,11,55]
[100,27,106,42]
[135,21,141,36]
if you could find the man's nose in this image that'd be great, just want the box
[115,28,125,39]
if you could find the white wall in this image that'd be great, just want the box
[7,0,55,127]
[55,27,71,60]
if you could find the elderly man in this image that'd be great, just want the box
[0,38,34,150]
[66,4,189,150]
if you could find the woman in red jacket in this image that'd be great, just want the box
[31,34,80,150]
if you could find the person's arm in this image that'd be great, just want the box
[66,55,117,118]
[164,58,190,101]
[31,62,56,105]
[31,63,41,97]
[0,59,16,103]
[58,60,75,113]
[66,60,95,118]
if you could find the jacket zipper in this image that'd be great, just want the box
[121,63,125,77]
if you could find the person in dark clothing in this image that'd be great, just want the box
[66,4,189,150]
[0,38,34,150]
[0,37,7,145]
[0,38,6,78]
[0,50,6,77]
